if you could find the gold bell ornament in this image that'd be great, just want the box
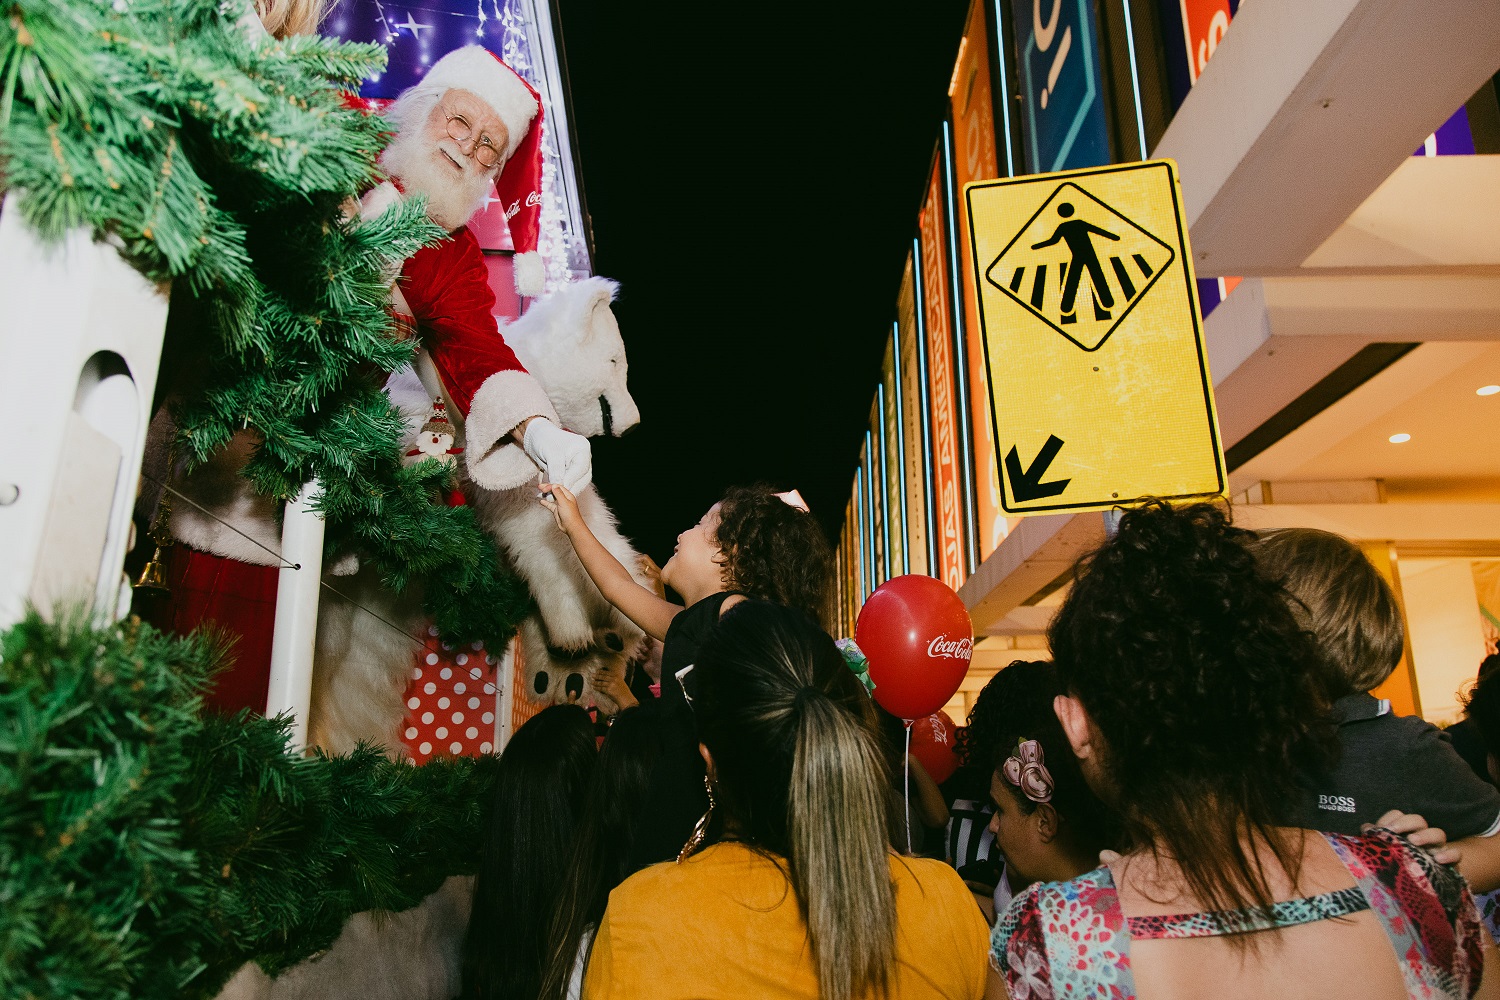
[135,452,176,593]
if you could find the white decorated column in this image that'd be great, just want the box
[265,480,326,748]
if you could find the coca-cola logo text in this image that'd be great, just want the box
[927,635,973,661]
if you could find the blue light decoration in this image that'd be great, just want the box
[991,0,1017,176]
[1010,0,1111,173]
[1120,0,1150,159]
[890,321,911,575]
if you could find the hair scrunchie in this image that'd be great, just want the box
[1002,738,1055,804]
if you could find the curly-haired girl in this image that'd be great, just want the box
[992,501,1497,1000]
[543,483,830,639]
[542,481,832,866]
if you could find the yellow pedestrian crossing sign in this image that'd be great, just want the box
[964,160,1225,515]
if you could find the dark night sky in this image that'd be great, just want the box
[556,0,972,565]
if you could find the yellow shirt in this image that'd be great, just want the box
[582,842,989,999]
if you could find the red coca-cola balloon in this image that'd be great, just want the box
[911,711,960,784]
[855,574,973,720]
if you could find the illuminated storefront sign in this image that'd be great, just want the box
[1179,0,1234,85]
[864,431,884,592]
[918,164,968,592]
[881,337,907,576]
[1011,0,1111,172]
[897,258,931,578]
[951,1,1008,562]
[842,493,860,632]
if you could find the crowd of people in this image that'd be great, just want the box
[463,491,1500,1000]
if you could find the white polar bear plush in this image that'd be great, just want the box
[465,276,650,709]
[308,277,647,755]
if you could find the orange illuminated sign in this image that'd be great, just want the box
[920,163,966,591]
[950,0,1006,561]
[1181,0,1234,83]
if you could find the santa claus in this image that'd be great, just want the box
[142,46,588,716]
[366,45,591,496]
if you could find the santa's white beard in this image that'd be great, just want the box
[382,130,495,232]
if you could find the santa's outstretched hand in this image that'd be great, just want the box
[521,418,592,494]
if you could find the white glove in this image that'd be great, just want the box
[522,418,593,494]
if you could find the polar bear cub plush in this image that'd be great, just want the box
[464,276,652,707]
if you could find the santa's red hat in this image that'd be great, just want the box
[419,46,547,297]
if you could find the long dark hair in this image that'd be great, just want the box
[695,601,896,1000]
[1048,502,1334,927]
[713,484,832,624]
[461,705,597,1000]
[537,704,667,1000]
[1463,653,1500,756]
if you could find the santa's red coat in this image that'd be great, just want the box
[401,226,522,414]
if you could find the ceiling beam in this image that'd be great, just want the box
[1156,0,1500,276]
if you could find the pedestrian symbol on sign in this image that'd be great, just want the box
[984,181,1175,352]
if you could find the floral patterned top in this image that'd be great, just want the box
[991,828,1483,1000]
[1477,887,1500,945]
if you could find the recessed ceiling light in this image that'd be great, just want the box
[1478,385,1500,396]
[1389,433,1411,444]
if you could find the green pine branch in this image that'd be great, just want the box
[0,613,499,1000]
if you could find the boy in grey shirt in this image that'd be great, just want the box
[1253,528,1500,890]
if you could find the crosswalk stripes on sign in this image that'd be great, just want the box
[983,181,1175,352]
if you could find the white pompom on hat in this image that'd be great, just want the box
[420,45,547,297]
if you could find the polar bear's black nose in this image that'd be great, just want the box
[533,671,550,695]
[566,673,585,699]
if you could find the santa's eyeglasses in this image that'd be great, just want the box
[441,108,502,168]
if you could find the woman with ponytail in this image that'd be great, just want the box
[581,600,990,1000]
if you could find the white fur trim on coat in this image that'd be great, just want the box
[168,429,284,567]
[512,250,545,298]
[420,46,537,159]
[358,180,404,223]
[463,369,558,490]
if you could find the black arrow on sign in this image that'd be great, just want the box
[1005,435,1071,502]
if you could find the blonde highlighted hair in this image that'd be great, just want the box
[695,601,895,1000]
[255,0,326,38]
[1251,527,1405,695]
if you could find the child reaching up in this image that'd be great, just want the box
[541,482,833,866]
[540,483,831,691]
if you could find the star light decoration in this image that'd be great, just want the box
[395,13,430,38]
